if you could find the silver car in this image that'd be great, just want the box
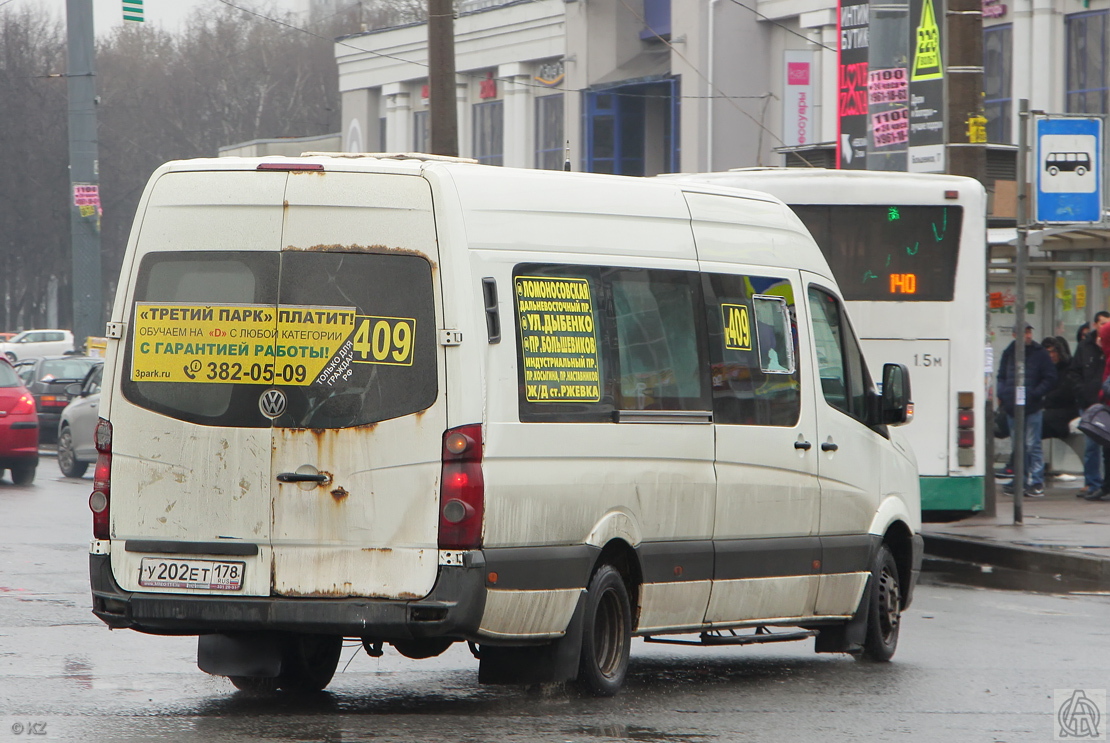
[57,363,102,478]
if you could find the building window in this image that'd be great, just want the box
[535,94,564,170]
[473,100,504,166]
[1066,11,1110,114]
[983,25,1012,143]
[413,110,430,153]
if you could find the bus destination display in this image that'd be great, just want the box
[791,205,962,301]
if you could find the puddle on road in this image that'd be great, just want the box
[922,557,1108,594]
[573,724,711,742]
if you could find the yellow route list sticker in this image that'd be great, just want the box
[131,302,417,386]
[515,276,601,403]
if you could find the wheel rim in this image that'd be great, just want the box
[58,431,74,471]
[876,565,901,643]
[592,586,626,678]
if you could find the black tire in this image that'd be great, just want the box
[10,464,35,486]
[860,543,902,662]
[574,564,632,697]
[57,427,88,478]
[277,634,343,692]
[228,675,280,693]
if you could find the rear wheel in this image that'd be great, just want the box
[57,427,88,478]
[10,464,35,486]
[574,564,632,697]
[860,543,901,662]
[276,633,343,692]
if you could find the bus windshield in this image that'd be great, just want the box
[791,205,963,302]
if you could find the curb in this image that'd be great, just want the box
[922,533,1110,590]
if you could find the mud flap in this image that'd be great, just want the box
[814,575,871,655]
[197,632,283,678]
[477,592,586,685]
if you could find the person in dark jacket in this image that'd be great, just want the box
[1084,322,1110,502]
[997,324,1057,496]
[1069,311,1110,496]
[1040,336,1078,441]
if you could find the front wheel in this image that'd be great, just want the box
[860,543,902,662]
[10,464,35,486]
[57,427,88,478]
[574,564,632,697]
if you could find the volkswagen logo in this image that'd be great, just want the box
[258,388,287,419]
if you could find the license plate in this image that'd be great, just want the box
[139,557,244,591]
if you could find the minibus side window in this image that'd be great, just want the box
[807,286,872,421]
[610,269,709,412]
[703,273,801,426]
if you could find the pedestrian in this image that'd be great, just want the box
[1084,321,1110,502]
[1040,336,1078,441]
[1077,322,1091,346]
[1069,311,1110,497]
[996,324,1057,497]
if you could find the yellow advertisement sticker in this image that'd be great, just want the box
[132,302,368,385]
[515,276,601,403]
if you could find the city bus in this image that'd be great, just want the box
[666,169,987,520]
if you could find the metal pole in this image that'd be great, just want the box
[1012,99,1029,524]
[427,0,458,157]
[66,0,102,350]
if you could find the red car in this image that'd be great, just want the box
[0,356,38,485]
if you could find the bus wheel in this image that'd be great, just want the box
[575,564,631,697]
[277,634,343,692]
[1077,166,1088,176]
[860,544,901,662]
[1048,166,1060,176]
[228,675,280,693]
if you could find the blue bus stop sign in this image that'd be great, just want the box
[1036,117,1102,224]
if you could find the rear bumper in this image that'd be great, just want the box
[90,553,487,640]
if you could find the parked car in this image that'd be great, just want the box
[14,356,100,444]
[57,363,103,478]
[0,356,38,485]
[0,329,75,362]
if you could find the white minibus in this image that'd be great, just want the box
[89,155,921,696]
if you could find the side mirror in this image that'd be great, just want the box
[881,363,913,426]
[65,382,84,397]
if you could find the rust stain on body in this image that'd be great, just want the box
[330,486,349,501]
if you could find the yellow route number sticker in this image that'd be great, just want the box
[721,303,752,351]
[352,316,416,366]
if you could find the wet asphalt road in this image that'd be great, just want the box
[1,467,1108,742]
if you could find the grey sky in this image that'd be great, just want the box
[21,0,308,36]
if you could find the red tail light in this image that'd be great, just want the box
[957,410,974,429]
[438,424,484,550]
[10,393,35,415]
[957,429,975,448]
[90,418,112,540]
[39,395,69,408]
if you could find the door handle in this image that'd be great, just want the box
[821,441,839,452]
[794,440,812,451]
[276,472,329,483]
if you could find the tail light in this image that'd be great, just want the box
[39,395,69,408]
[438,424,484,550]
[956,392,974,466]
[90,418,112,540]
[10,393,35,415]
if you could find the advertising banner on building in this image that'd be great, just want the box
[783,51,816,147]
[838,0,869,169]
[908,0,945,172]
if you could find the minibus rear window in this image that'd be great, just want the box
[122,250,438,429]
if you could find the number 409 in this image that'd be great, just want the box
[353,316,415,365]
